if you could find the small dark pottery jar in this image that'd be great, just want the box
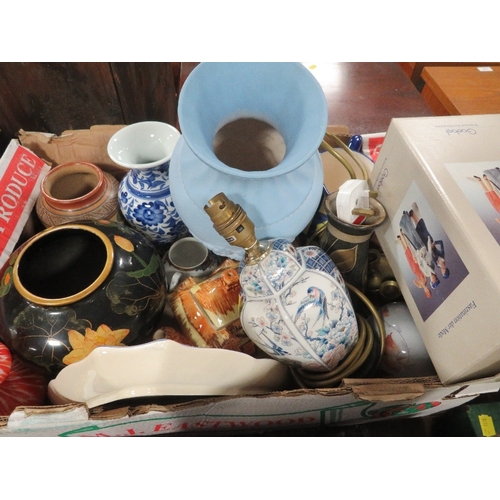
[318,191,387,293]
[0,220,167,373]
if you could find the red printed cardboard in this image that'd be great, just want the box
[361,132,386,162]
[0,140,50,269]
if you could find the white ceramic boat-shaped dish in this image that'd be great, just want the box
[48,339,291,408]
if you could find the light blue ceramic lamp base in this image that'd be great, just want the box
[170,62,328,258]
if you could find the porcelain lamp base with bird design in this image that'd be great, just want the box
[238,239,359,372]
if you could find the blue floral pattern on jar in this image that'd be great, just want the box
[239,239,358,372]
[118,161,188,245]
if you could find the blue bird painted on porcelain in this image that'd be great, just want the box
[294,286,329,326]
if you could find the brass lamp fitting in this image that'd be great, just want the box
[204,193,270,264]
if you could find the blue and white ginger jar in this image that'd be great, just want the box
[239,239,359,372]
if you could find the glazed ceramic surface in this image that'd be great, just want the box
[0,341,11,385]
[378,302,436,377]
[163,236,219,291]
[168,259,255,354]
[36,161,120,227]
[0,220,167,373]
[318,191,387,292]
[47,339,291,407]
[170,62,328,259]
[107,121,188,245]
[239,239,358,372]
[0,348,50,416]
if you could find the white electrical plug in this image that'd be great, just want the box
[336,179,370,225]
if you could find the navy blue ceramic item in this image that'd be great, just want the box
[0,220,167,373]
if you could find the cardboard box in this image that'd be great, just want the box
[17,126,126,180]
[0,140,50,268]
[370,114,500,385]
[1,375,499,436]
[0,124,498,436]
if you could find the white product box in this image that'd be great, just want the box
[370,114,500,385]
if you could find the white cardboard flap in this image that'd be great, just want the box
[449,377,500,399]
[7,404,90,430]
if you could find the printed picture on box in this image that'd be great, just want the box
[445,161,500,245]
[385,183,469,322]
[398,205,445,297]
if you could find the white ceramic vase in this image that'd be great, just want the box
[170,62,328,259]
[107,121,189,246]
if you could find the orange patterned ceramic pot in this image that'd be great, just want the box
[167,259,255,354]
[36,161,120,227]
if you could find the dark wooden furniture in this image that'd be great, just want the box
[0,63,180,155]
[0,62,432,158]
[180,62,433,135]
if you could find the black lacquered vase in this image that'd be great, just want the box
[0,220,167,373]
